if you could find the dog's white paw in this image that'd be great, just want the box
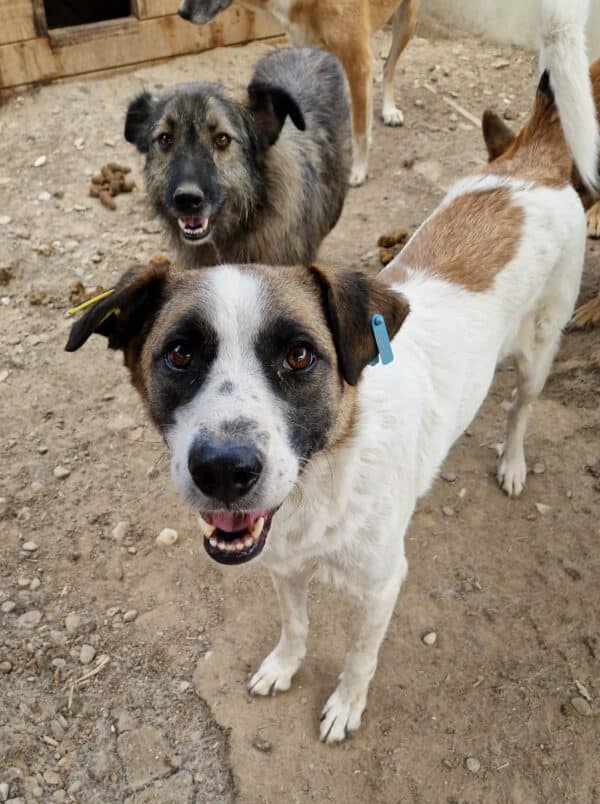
[248,650,299,697]
[349,164,368,187]
[382,106,404,127]
[319,686,367,744]
[497,453,527,497]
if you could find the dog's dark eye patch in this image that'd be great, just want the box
[147,311,218,429]
[256,317,327,366]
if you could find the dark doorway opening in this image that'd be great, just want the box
[43,0,132,29]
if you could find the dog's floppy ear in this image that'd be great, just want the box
[481,110,516,162]
[65,261,172,377]
[125,91,156,153]
[247,81,306,149]
[310,264,410,386]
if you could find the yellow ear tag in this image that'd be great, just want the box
[68,288,120,324]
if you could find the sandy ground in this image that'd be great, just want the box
[1,17,599,804]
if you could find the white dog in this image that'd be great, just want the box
[67,0,597,743]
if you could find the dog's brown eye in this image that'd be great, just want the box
[166,343,193,371]
[283,345,316,373]
[158,132,174,151]
[214,133,231,150]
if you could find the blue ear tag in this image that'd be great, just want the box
[370,313,394,367]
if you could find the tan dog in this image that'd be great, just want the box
[178,0,418,186]
[482,58,600,329]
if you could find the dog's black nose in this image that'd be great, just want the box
[173,185,204,213]
[188,441,263,504]
[178,4,191,20]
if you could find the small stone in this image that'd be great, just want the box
[17,609,42,629]
[34,155,47,167]
[79,644,96,665]
[67,782,81,796]
[22,541,38,553]
[65,612,80,634]
[43,771,61,786]
[533,461,546,475]
[51,658,66,669]
[30,578,41,591]
[107,606,121,618]
[178,681,191,694]
[442,505,455,517]
[570,696,592,717]
[38,191,51,202]
[441,758,455,770]
[50,791,66,803]
[17,576,31,587]
[535,502,551,516]
[465,757,481,773]
[0,783,8,802]
[156,528,178,547]
[252,734,272,753]
[123,609,138,623]
[422,631,437,646]
[1,601,16,613]
[575,680,592,702]
[73,137,85,150]
[53,466,71,480]
[112,521,129,541]
[0,216,11,226]
[0,661,13,674]
[441,472,457,483]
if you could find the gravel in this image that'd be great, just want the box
[17,610,42,629]
[465,757,481,773]
[156,528,178,547]
[123,609,138,623]
[22,541,39,553]
[79,644,96,665]
[422,631,437,646]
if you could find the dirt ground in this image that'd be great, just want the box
[1,16,599,804]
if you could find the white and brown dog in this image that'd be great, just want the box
[178,0,418,186]
[67,0,597,742]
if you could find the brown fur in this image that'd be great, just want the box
[384,189,523,292]
[481,60,600,325]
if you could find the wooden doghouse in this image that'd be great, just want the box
[0,1,282,93]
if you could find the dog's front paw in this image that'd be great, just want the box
[349,164,368,187]
[382,106,404,127]
[497,453,527,497]
[248,650,300,697]
[319,686,367,744]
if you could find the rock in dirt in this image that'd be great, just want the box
[79,644,96,665]
[43,771,61,786]
[422,631,437,646]
[465,757,481,773]
[0,661,13,674]
[535,502,551,516]
[22,541,38,553]
[252,734,272,753]
[53,466,71,480]
[442,505,455,517]
[0,783,8,802]
[441,472,457,483]
[1,601,16,614]
[123,609,138,623]
[570,696,592,717]
[65,612,80,634]
[533,461,546,475]
[156,528,178,547]
[17,610,42,629]
[33,155,47,167]
[112,521,130,541]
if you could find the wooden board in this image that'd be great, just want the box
[0,0,37,45]
[134,0,181,18]
[0,7,282,90]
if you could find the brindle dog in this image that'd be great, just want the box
[125,48,352,268]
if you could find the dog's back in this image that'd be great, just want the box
[249,48,352,257]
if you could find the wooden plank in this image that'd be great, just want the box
[48,16,140,48]
[0,0,37,45]
[0,8,282,89]
[137,0,181,18]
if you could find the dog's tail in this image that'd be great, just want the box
[538,0,599,192]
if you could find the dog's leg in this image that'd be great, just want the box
[343,47,374,187]
[586,201,600,238]
[248,567,312,696]
[320,569,406,743]
[382,0,417,126]
[498,322,562,498]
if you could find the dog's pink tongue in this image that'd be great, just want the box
[185,215,205,229]
[204,511,265,533]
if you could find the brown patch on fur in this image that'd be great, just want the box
[482,59,600,196]
[385,188,523,292]
[570,294,600,330]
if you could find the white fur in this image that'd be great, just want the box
[538,0,600,191]
[250,176,586,742]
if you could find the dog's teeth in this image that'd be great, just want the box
[197,515,216,538]
[209,537,217,548]
[234,540,245,552]
[217,541,227,551]
[251,516,265,539]
[244,536,253,549]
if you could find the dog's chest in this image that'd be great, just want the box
[260,0,322,45]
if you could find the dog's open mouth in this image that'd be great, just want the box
[178,215,212,242]
[198,510,272,565]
